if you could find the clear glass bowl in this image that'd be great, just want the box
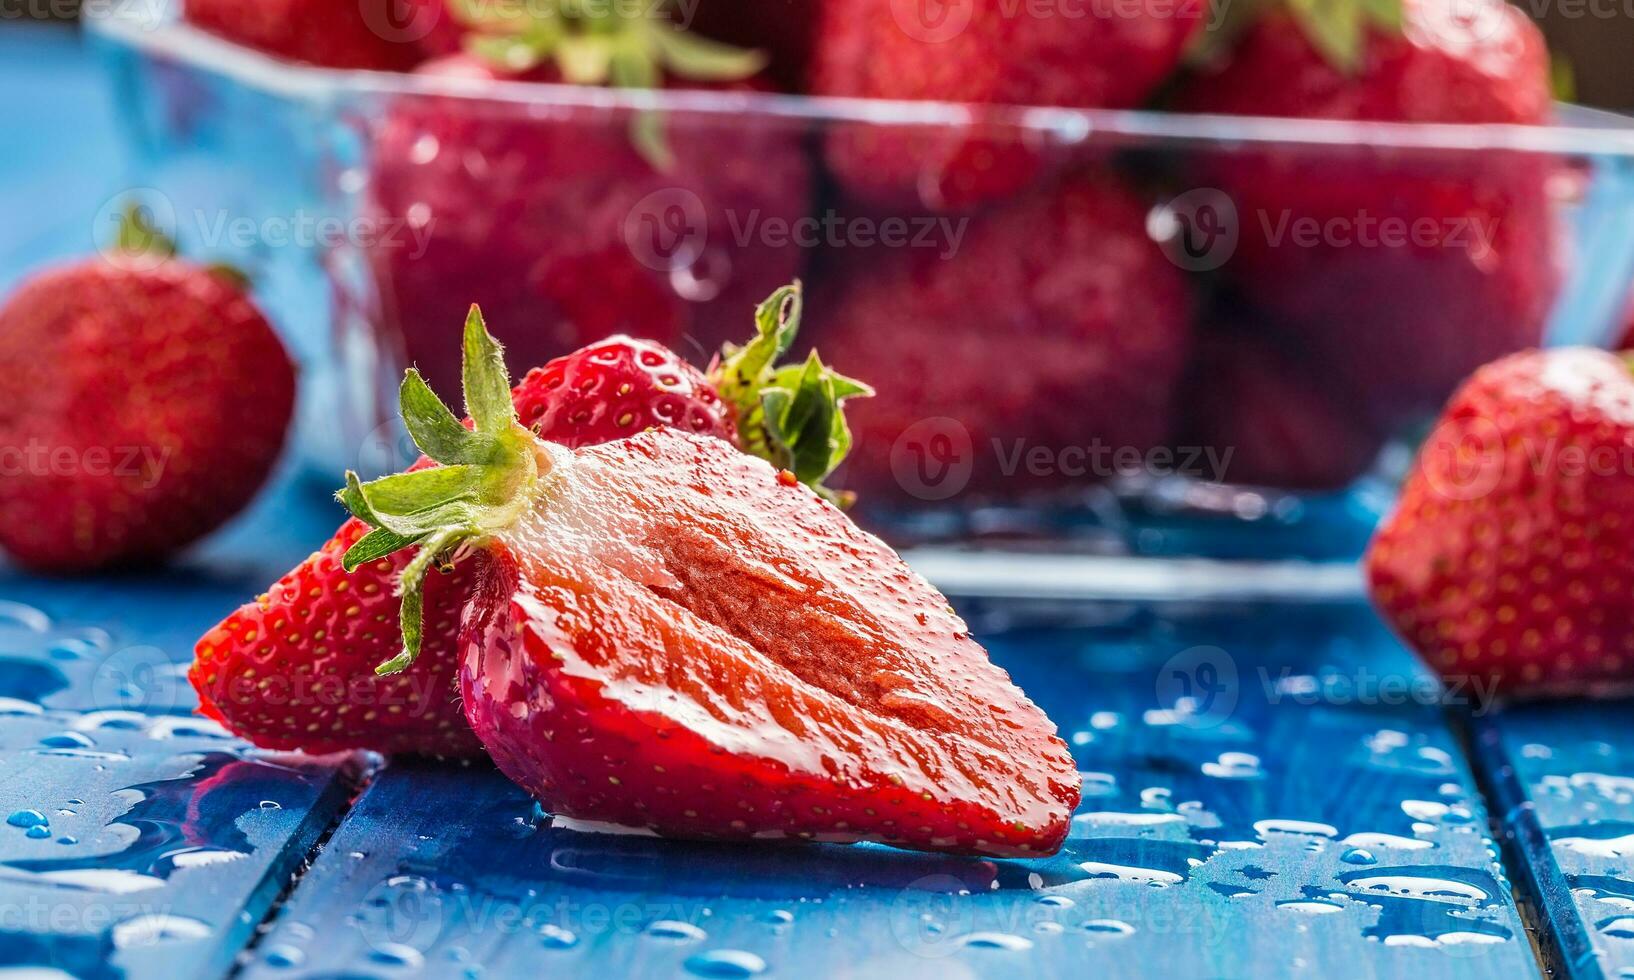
[86,2,1634,568]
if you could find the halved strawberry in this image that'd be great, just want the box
[191,286,867,756]
[341,304,1078,855]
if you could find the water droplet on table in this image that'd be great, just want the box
[957,932,1034,951]
[646,919,708,942]
[262,943,305,968]
[685,949,767,977]
[110,913,211,948]
[369,942,427,968]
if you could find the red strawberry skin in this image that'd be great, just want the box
[404,0,466,58]
[366,55,811,398]
[1366,348,1634,699]
[1180,327,1388,491]
[813,176,1192,503]
[811,0,1200,210]
[191,337,734,757]
[0,260,295,573]
[192,512,483,756]
[185,0,428,70]
[1175,0,1559,424]
[461,428,1079,855]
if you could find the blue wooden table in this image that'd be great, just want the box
[8,23,1634,980]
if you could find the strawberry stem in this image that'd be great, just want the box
[337,306,542,676]
[113,201,178,263]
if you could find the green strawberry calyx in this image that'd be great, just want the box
[1192,0,1403,74]
[112,201,178,263]
[448,0,765,167]
[453,0,764,83]
[338,283,870,677]
[712,283,873,509]
[338,306,541,676]
[107,199,251,287]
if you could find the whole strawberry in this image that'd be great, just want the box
[811,0,1201,210]
[0,226,295,573]
[366,4,811,398]
[1175,0,1559,424]
[192,286,867,756]
[1180,326,1388,491]
[813,176,1192,504]
[185,0,431,70]
[346,305,1077,855]
[1367,348,1634,699]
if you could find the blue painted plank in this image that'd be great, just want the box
[1471,702,1634,979]
[246,600,1536,979]
[0,25,129,295]
[0,708,365,980]
[0,411,360,979]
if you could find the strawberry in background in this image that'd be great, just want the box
[1368,348,1634,699]
[1176,0,1561,426]
[810,176,1193,504]
[185,0,433,70]
[1178,323,1389,491]
[365,1,810,398]
[0,208,295,573]
[811,0,1203,211]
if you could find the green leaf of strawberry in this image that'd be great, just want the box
[452,0,764,86]
[713,284,873,506]
[447,0,765,169]
[337,306,545,674]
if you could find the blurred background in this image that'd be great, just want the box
[7,0,1632,108]
[6,0,1634,564]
